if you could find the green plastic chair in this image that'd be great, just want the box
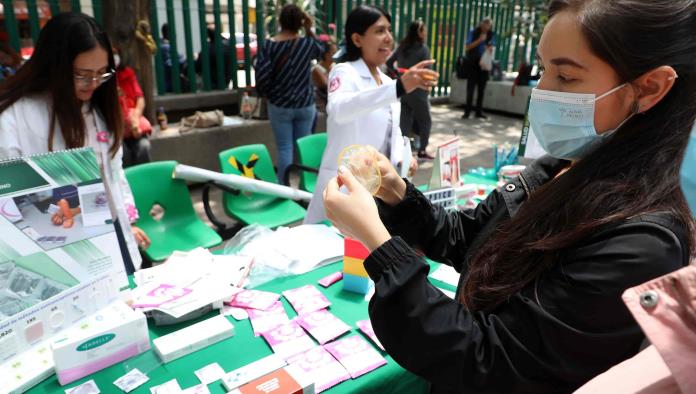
[294,133,327,193]
[217,144,306,228]
[125,161,222,262]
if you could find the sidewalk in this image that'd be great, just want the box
[189,104,525,233]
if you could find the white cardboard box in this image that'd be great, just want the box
[51,300,150,386]
[153,314,234,363]
[222,353,287,391]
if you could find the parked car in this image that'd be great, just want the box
[232,32,257,68]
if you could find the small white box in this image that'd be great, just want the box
[153,315,234,363]
[222,353,287,391]
[51,300,150,386]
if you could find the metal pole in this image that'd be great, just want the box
[213,0,226,89]
[150,0,166,94]
[182,0,197,92]
[165,0,182,93]
[227,0,239,89]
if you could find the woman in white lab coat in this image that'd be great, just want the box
[304,5,436,223]
[0,13,149,273]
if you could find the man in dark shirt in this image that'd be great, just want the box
[462,18,495,119]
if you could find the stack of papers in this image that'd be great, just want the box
[130,248,252,319]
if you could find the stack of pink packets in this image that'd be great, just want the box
[226,289,287,336]
[227,285,389,393]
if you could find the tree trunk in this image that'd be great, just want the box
[102,0,156,123]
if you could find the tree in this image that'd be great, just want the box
[102,0,156,122]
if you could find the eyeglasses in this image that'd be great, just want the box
[74,69,115,87]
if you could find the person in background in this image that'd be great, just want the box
[0,13,151,274]
[195,26,232,89]
[387,20,434,160]
[254,4,324,184]
[160,23,187,92]
[304,5,435,224]
[574,127,696,393]
[511,59,540,96]
[462,17,495,119]
[322,0,695,391]
[114,48,152,167]
[311,36,337,132]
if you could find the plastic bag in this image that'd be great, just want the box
[222,224,293,289]
[222,224,344,289]
[479,47,494,71]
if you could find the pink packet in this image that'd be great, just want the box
[261,321,317,361]
[295,309,351,345]
[324,336,387,379]
[227,289,280,311]
[247,301,290,336]
[132,283,192,308]
[356,319,385,351]
[287,346,351,393]
[318,272,343,288]
[282,285,331,316]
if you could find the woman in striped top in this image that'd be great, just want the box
[255,4,324,184]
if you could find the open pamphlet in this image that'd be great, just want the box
[0,148,129,391]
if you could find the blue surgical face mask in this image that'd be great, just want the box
[528,84,635,160]
[681,124,696,216]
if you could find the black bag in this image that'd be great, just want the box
[455,56,473,80]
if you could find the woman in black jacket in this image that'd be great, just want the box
[323,0,696,392]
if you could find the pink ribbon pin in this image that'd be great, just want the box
[96,131,109,143]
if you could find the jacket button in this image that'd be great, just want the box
[505,184,516,192]
[639,290,659,309]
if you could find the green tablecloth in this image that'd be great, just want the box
[29,259,457,394]
[462,173,499,187]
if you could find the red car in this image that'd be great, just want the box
[234,32,257,67]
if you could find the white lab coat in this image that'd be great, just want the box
[304,58,404,223]
[0,94,142,269]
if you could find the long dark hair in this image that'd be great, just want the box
[462,0,696,311]
[399,20,425,53]
[0,13,123,156]
[343,5,391,62]
[279,4,305,32]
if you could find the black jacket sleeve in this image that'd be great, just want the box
[364,218,686,393]
[376,181,504,271]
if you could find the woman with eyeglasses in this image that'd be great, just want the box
[0,13,150,274]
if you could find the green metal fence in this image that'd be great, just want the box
[1,0,545,97]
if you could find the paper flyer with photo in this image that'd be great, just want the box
[429,137,461,189]
[0,148,128,364]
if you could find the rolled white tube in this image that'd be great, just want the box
[173,164,313,202]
